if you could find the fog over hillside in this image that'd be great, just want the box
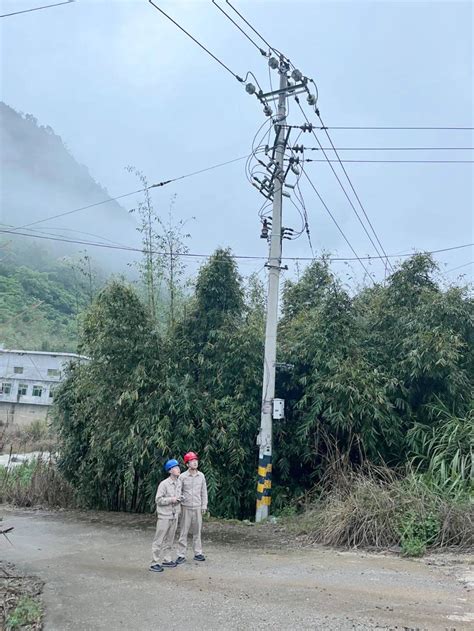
[0,102,140,273]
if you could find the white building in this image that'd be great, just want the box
[0,349,88,428]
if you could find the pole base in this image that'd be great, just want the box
[255,503,269,523]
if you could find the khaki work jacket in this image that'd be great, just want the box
[155,476,182,519]
[179,470,208,511]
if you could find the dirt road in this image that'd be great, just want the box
[1,508,472,630]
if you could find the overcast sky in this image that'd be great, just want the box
[1,0,472,285]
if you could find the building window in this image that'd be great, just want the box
[13,366,23,374]
[18,384,28,396]
[1,382,12,395]
[49,387,55,399]
[47,368,61,377]
[32,385,43,397]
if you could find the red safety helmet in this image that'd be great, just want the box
[183,451,198,464]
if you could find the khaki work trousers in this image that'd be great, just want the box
[151,517,178,564]
[177,507,202,557]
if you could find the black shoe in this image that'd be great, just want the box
[194,554,206,561]
[175,556,186,565]
[149,564,164,572]
[162,560,177,568]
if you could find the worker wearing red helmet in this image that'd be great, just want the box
[175,451,208,563]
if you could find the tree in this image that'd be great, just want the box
[53,253,473,518]
[126,166,163,319]
[157,195,192,330]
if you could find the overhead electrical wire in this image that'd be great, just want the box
[304,159,474,164]
[321,112,424,272]
[224,0,274,53]
[301,146,474,151]
[10,154,250,233]
[1,0,74,18]
[148,0,244,82]
[212,0,267,56]
[321,126,474,131]
[1,227,470,263]
[299,168,375,282]
[296,99,394,272]
[2,223,131,247]
[443,261,473,274]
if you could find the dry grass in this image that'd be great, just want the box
[0,458,76,509]
[2,421,57,456]
[288,466,473,553]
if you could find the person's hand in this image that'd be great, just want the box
[170,496,178,504]
[201,508,207,515]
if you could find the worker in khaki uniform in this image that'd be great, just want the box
[149,459,182,573]
[176,451,208,563]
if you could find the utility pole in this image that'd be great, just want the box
[255,63,288,523]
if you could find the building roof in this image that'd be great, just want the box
[0,349,89,360]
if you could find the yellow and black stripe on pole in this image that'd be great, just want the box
[256,454,272,511]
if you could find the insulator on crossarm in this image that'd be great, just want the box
[291,164,300,175]
[291,69,303,82]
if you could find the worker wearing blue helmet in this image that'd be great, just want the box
[149,458,182,573]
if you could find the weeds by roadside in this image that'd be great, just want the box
[0,459,76,509]
[6,596,42,630]
[1,562,43,631]
[284,466,473,556]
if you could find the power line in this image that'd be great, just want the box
[297,99,393,272]
[1,0,74,18]
[1,228,471,263]
[302,146,474,151]
[1,222,131,249]
[304,159,474,164]
[212,0,267,56]
[320,110,397,273]
[148,0,244,82]
[299,169,375,282]
[321,126,474,131]
[444,261,473,274]
[9,154,250,232]
[224,0,274,52]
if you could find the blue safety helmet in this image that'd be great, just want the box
[164,459,179,472]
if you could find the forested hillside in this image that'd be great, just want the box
[0,102,137,351]
[0,237,100,351]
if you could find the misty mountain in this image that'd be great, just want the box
[0,102,139,272]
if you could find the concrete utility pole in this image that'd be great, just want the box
[255,64,288,523]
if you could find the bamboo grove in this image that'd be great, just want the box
[52,250,473,519]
